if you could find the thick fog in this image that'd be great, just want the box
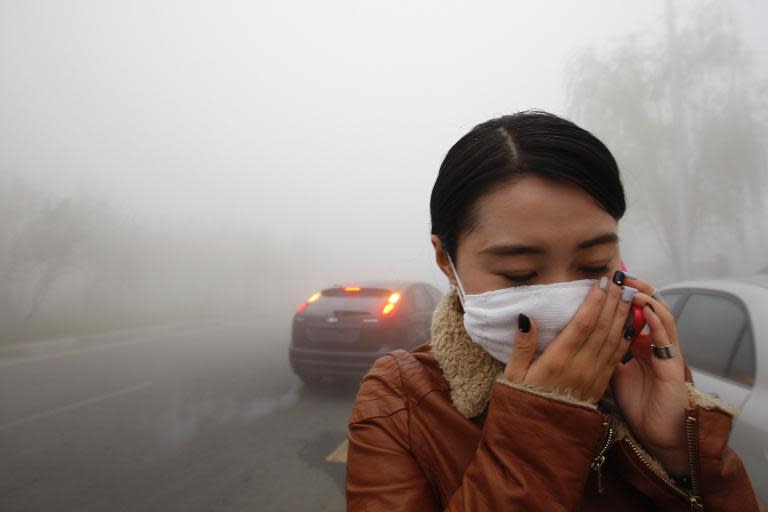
[2,2,768,510]
[1,0,766,343]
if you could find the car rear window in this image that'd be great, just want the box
[304,288,393,315]
[321,288,391,298]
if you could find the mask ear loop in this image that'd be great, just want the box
[446,253,466,307]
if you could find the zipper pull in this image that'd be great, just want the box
[590,453,606,493]
[689,495,704,511]
[591,424,614,494]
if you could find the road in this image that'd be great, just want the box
[0,318,355,512]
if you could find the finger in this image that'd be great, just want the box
[603,285,638,365]
[622,273,670,310]
[641,304,679,378]
[585,276,621,357]
[629,332,654,364]
[555,279,608,349]
[620,272,653,294]
[505,314,538,382]
[632,292,679,348]
[594,291,635,394]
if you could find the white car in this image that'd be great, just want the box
[661,274,767,502]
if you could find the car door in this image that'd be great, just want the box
[665,288,763,502]
[668,289,755,408]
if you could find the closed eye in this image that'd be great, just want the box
[501,273,536,283]
[581,265,610,275]
[501,265,609,284]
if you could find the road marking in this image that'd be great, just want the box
[0,381,153,431]
[325,439,348,464]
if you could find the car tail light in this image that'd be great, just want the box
[296,291,321,314]
[381,292,400,316]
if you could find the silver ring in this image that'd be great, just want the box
[650,344,676,359]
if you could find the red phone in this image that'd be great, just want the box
[620,260,646,337]
[620,260,645,363]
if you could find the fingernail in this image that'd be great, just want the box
[624,324,635,340]
[599,277,609,292]
[612,270,626,286]
[518,313,531,333]
[621,286,638,303]
[621,350,634,364]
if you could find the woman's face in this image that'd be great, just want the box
[432,174,621,295]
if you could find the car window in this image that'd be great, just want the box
[659,292,685,315]
[303,288,392,316]
[728,326,756,387]
[675,293,747,379]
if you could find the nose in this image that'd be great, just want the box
[544,272,574,285]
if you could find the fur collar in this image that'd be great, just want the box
[429,286,504,418]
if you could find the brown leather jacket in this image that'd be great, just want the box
[346,288,760,511]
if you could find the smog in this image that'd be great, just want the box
[1,1,766,510]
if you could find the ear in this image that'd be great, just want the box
[431,234,457,286]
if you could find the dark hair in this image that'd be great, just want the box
[430,110,626,261]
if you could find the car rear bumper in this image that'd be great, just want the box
[288,346,391,378]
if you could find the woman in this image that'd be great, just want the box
[345,111,760,511]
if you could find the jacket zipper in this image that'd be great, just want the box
[685,414,703,511]
[591,422,614,494]
[624,416,704,512]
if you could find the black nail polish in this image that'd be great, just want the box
[518,313,531,333]
[623,324,635,340]
[612,270,626,286]
[621,350,634,364]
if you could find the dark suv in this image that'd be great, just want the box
[289,281,443,383]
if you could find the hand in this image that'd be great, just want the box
[611,274,689,475]
[504,276,634,404]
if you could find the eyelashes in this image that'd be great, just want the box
[581,265,610,275]
[502,273,536,283]
[501,265,610,284]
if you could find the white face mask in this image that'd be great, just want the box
[447,254,597,364]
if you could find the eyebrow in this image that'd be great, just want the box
[480,232,620,256]
[577,233,620,250]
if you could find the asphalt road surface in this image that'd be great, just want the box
[0,318,356,512]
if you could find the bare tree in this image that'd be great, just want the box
[0,173,293,344]
[566,0,768,280]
